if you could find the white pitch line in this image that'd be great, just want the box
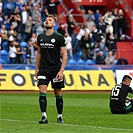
[0,118,133,132]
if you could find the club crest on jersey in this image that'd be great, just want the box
[51,38,55,43]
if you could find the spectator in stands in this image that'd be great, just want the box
[16,0,23,13]
[3,0,15,16]
[105,51,115,65]
[45,0,60,16]
[106,34,117,55]
[100,37,107,56]
[0,0,3,11]
[105,17,114,35]
[80,30,91,60]
[31,4,41,22]
[97,16,106,34]
[117,9,126,40]
[35,16,44,36]
[15,43,25,64]
[25,39,35,64]
[113,8,118,17]
[30,33,38,56]
[74,25,90,54]
[95,50,105,65]
[112,8,119,40]
[103,10,115,37]
[31,4,41,33]
[25,2,32,17]
[7,25,17,46]
[103,10,115,26]
[85,16,95,32]
[24,16,34,42]
[67,14,76,38]
[91,25,103,43]
[21,5,28,37]
[74,25,85,53]
[94,9,101,25]
[3,15,11,30]
[90,42,100,60]
[65,8,74,24]
[0,25,8,43]
[10,7,21,32]
[85,9,95,21]
[30,0,36,7]
[113,9,129,42]
[9,41,17,63]
[40,0,47,22]
[1,25,7,36]
[64,31,73,60]
[0,10,3,29]
[57,23,66,36]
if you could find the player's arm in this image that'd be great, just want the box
[56,47,67,80]
[126,96,133,100]
[35,47,41,78]
[60,46,67,71]
[126,87,133,100]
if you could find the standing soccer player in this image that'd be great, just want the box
[110,75,133,114]
[35,14,67,124]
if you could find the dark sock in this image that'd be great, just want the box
[56,95,63,114]
[39,93,47,112]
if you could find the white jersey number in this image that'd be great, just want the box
[111,85,121,97]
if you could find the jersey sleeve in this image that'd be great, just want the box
[59,35,66,47]
[37,34,42,47]
[37,34,41,47]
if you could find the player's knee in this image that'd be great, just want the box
[54,88,62,96]
[39,85,47,93]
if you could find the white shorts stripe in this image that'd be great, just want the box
[37,76,46,80]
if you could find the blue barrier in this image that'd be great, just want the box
[1,64,133,72]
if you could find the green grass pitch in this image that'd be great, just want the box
[0,93,133,133]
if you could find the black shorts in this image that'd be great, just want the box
[124,100,133,114]
[111,101,133,114]
[37,69,65,89]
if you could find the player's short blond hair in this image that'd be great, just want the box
[47,14,57,23]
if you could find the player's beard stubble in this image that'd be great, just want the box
[45,26,53,29]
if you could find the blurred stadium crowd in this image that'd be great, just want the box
[0,0,130,65]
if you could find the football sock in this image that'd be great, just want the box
[39,93,47,114]
[56,95,63,115]
[42,112,47,118]
[57,114,62,118]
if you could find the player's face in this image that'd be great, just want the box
[44,17,56,29]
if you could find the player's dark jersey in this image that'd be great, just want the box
[110,83,133,112]
[37,31,66,72]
